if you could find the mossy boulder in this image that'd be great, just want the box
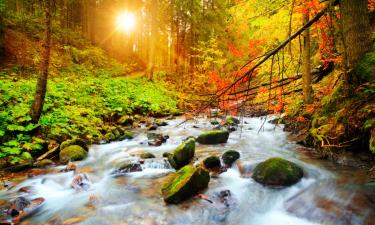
[167,138,195,169]
[197,130,229,144]
[140,152,156,159]
[35,159,54,168]
[104,132,116,142]
[161,165,210,204]
[222,150,240,166]
[163,152,172,158]
[118,115,134,126]
[59,145,88,164]
[225,117,240,126]
[203,156,221,170]
[60,138,89,152]
[119,131,134,140]
[252,157,304,187]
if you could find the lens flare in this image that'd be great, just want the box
[116,12,136,32]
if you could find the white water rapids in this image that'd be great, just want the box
[0,116,373,225]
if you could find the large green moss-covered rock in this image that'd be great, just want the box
[162,165,210,204]
[60,138,89,152]
[203,156,221,170]
[59,145,88,164]
[252,157,303,187]
[197,130,229,144]
[222,150,240,166]
[167,138,195,169]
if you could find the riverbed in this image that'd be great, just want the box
[0,116,374,225]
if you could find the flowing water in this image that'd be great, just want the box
[0,116,374,225]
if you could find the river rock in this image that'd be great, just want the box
[147,133,168,146]
[156,120,168,126]
[203,156,221,170]
[197,130,229,144]
[211,120,220,125]
[59,145,88,164]
[225,117,240,126]
[167,138,195,169]
[71,174,91,191]
[222,150,240,167]
[162,152,172,158]
[111,162,142,176]
[148,123,158,131]
[252,157,303,187]
[140,152,156,159]
[161,165,210,204]
[60,138,89,152]
[35,159,54,168]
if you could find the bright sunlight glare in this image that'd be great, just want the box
[116,12,136,32]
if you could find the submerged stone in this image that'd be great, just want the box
[252,157,303,187]
[59,145,88,164]
[161,165,210,204]
[222,150,240,167]
[197,130,229,144]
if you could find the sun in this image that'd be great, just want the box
[116,12,136,32]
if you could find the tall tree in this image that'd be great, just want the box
[340,0,372,70]
[302,10,312,103]
[29,0,51,123]
[147,0,157,80]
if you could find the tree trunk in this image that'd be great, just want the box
[147,0,157,80]
[30,0,52,123]
[302,12,313,103]
[0,9,4,56]
[340,0,372,69]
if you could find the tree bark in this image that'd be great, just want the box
[147,0,157,80]
[302,12,313,103]
[30,0,52,123]
[340,0,372,69]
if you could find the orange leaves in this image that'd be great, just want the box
[228,43,245,58]
[369,0,375,11]
[297,116,306,122]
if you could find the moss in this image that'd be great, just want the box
[118,115,134,125]
[370,129,375,154]
[203,156,221,169]
[222,150,240,166]
[60,138,89,152]
[163,152,172,158]
[225,117,240,126]
[104,132,116,142]
[59,145,88,164]
[197,130,229,145]
[161,165,210,204]
[35,159,54,168]
[168,138,195,169]
[354,52,375,83]
[120,131,134,140]
[252,157,303,187]
[140,152,156,159]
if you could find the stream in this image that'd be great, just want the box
[0,116,374,225]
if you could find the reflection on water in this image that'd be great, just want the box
[0,116,374,225]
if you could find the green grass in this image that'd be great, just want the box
[0,65,178,164]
